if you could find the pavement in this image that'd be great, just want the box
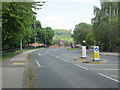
[100,52,119,57]
[2,49,38,89]
[1,47,119,89]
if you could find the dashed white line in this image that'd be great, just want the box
[56,56,59,58]
[48,53,56,57]
[73,63,88,70]
[61,59,69,62]
[36,61,41,67]
[98,73,120,83]
[39,53,48,56]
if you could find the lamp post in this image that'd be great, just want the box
[19,0,47,50]
[44,24,47,47]
[34,19,37,48]
[20,41,22,51]
[91,18,96,46]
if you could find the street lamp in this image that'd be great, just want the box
[91,18,96,46]
[19,0,47,50]
[44,24,47,47]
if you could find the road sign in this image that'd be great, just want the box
[82,40,86,43]
[93,46,100,61]
[94,47,99,52]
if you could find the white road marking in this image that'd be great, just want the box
[48,53,60,58]
[73,63,88,70]
[61,59,69,62]
[98,73,120,83]
[111,75,118,78]
[39,53,48,56]
[91,68,119,70]
[36,61,41,67]
[56,56,59,58]
[84,64,116,65]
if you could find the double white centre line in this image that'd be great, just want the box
[36,61,41,67]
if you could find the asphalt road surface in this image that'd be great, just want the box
[31,47,119,88]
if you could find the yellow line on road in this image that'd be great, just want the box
[12,63,26,65]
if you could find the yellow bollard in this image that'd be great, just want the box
[93,46,100,61]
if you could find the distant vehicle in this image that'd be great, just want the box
[75,44,81,48]
[75,45,79,48]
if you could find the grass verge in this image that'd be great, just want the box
[67,48,80,50]
[2,50,22,62]
[1,48,44,62]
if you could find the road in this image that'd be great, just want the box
[31,47,119,88]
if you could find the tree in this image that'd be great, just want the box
[85,32,95,45]
[72,23,92,44]
[92,1,119,51]
[2,2,36,49]
[36,26,54,46]
[45,27,54,46]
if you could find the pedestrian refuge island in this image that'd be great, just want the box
[79,46,106,64]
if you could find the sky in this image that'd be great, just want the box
[36,0,101,30]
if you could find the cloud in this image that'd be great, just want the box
[37,16,93,30]
[36,0,101,29]
[46,0,101,8]
[47,0,100,3]
[36,0,100,7]
[46,17,63,22]
[39,16,76,29]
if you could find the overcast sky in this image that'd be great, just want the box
[36,0,101,30]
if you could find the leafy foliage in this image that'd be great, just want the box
[2,2,54,49]
[72,23,92,44]
[2,2,35,49]
[92,2,119,51]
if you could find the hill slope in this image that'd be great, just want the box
[53,29,73,42]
